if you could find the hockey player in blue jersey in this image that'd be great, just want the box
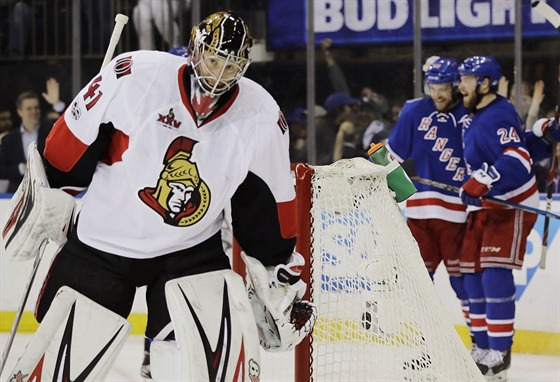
[458,56,539,381]
[386,57,474,346]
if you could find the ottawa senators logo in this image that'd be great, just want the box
[138,137,210,226]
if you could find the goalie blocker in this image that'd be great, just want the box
[2,142,75,262]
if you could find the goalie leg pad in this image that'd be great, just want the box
[2,142,75,262]
[158,270,261,382]
[8,286,130,382]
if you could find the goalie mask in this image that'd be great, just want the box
[189,11,253,97]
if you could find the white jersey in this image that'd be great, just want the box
[45,50,296,260]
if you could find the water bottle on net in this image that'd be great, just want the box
[367,142,417,202]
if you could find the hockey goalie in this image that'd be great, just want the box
[1,10,316,382]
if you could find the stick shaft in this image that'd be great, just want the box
[0,240,49,378]
[101,14,129,70]
[532,1,560,31]
[410,176,560,220]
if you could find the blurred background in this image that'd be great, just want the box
[0,0,558,163]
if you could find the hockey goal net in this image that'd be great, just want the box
[234,158,483,381]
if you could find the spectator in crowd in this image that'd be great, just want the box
[286,106,307,163]
[0,103,14,141]
[0,78,64,192]
[0,103,14,192]
[525,80,545,130]
[457,56,538,380]
[321,37,351,95]
[286,105,328,164]
[361,97,393,149]
[133,0,191,50]
[385,57,474,352]
[7,0,36,54]
[324,92,360,162]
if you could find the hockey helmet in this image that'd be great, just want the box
[425,57,459,85]
[189,11,253,97]
[458,56,501,87]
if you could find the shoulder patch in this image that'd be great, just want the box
[114,56,133,79]
[277,111,288,134]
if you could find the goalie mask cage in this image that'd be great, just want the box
[233,158,484,381]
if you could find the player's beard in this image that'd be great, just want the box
[462,88,483,111]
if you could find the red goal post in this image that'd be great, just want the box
[233,159,483,381]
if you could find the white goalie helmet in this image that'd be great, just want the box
[188,11,253,97]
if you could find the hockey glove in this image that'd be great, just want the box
[459,162,501,207]
[2,143,76,261]
[241,252,317,352]
[533,117,560,143]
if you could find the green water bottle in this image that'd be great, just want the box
[367,142,417,202]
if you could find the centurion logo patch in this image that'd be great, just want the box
[138,137,210,226]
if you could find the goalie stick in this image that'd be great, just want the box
[0,239,49,377]
[532,1,560,269]
[410,176,560,220]
[101,14,129,70]
[532,1,560,31]
[539,66,559,269]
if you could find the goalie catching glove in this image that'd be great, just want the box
[241,252,317,352]
[459,162,500,207]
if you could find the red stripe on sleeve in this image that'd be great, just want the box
[45,117,88,172]
[277,198,298,239]
[504,147,531,162]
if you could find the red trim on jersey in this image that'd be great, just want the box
[177,64,240,128]
[277,199,298,239]
[407,197,466,211]
[482,182,538,208]
[202,86,239,126]
[178,65,196,121]
[45,117,88,172]
[101,130,130,165]
[504,147,531,163]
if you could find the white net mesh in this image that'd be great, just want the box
[305,158,483,381]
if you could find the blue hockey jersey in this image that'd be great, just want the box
[387,97,470,223]
[462,95,539,210]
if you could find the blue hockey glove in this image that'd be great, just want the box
[459,163,501,206]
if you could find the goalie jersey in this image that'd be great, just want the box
[44,50,296,265]
[386,97,469,223]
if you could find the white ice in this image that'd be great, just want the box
[1,334,559,381]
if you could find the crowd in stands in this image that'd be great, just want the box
[0,26,557,194]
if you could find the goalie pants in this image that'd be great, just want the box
[35,229,230,340]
